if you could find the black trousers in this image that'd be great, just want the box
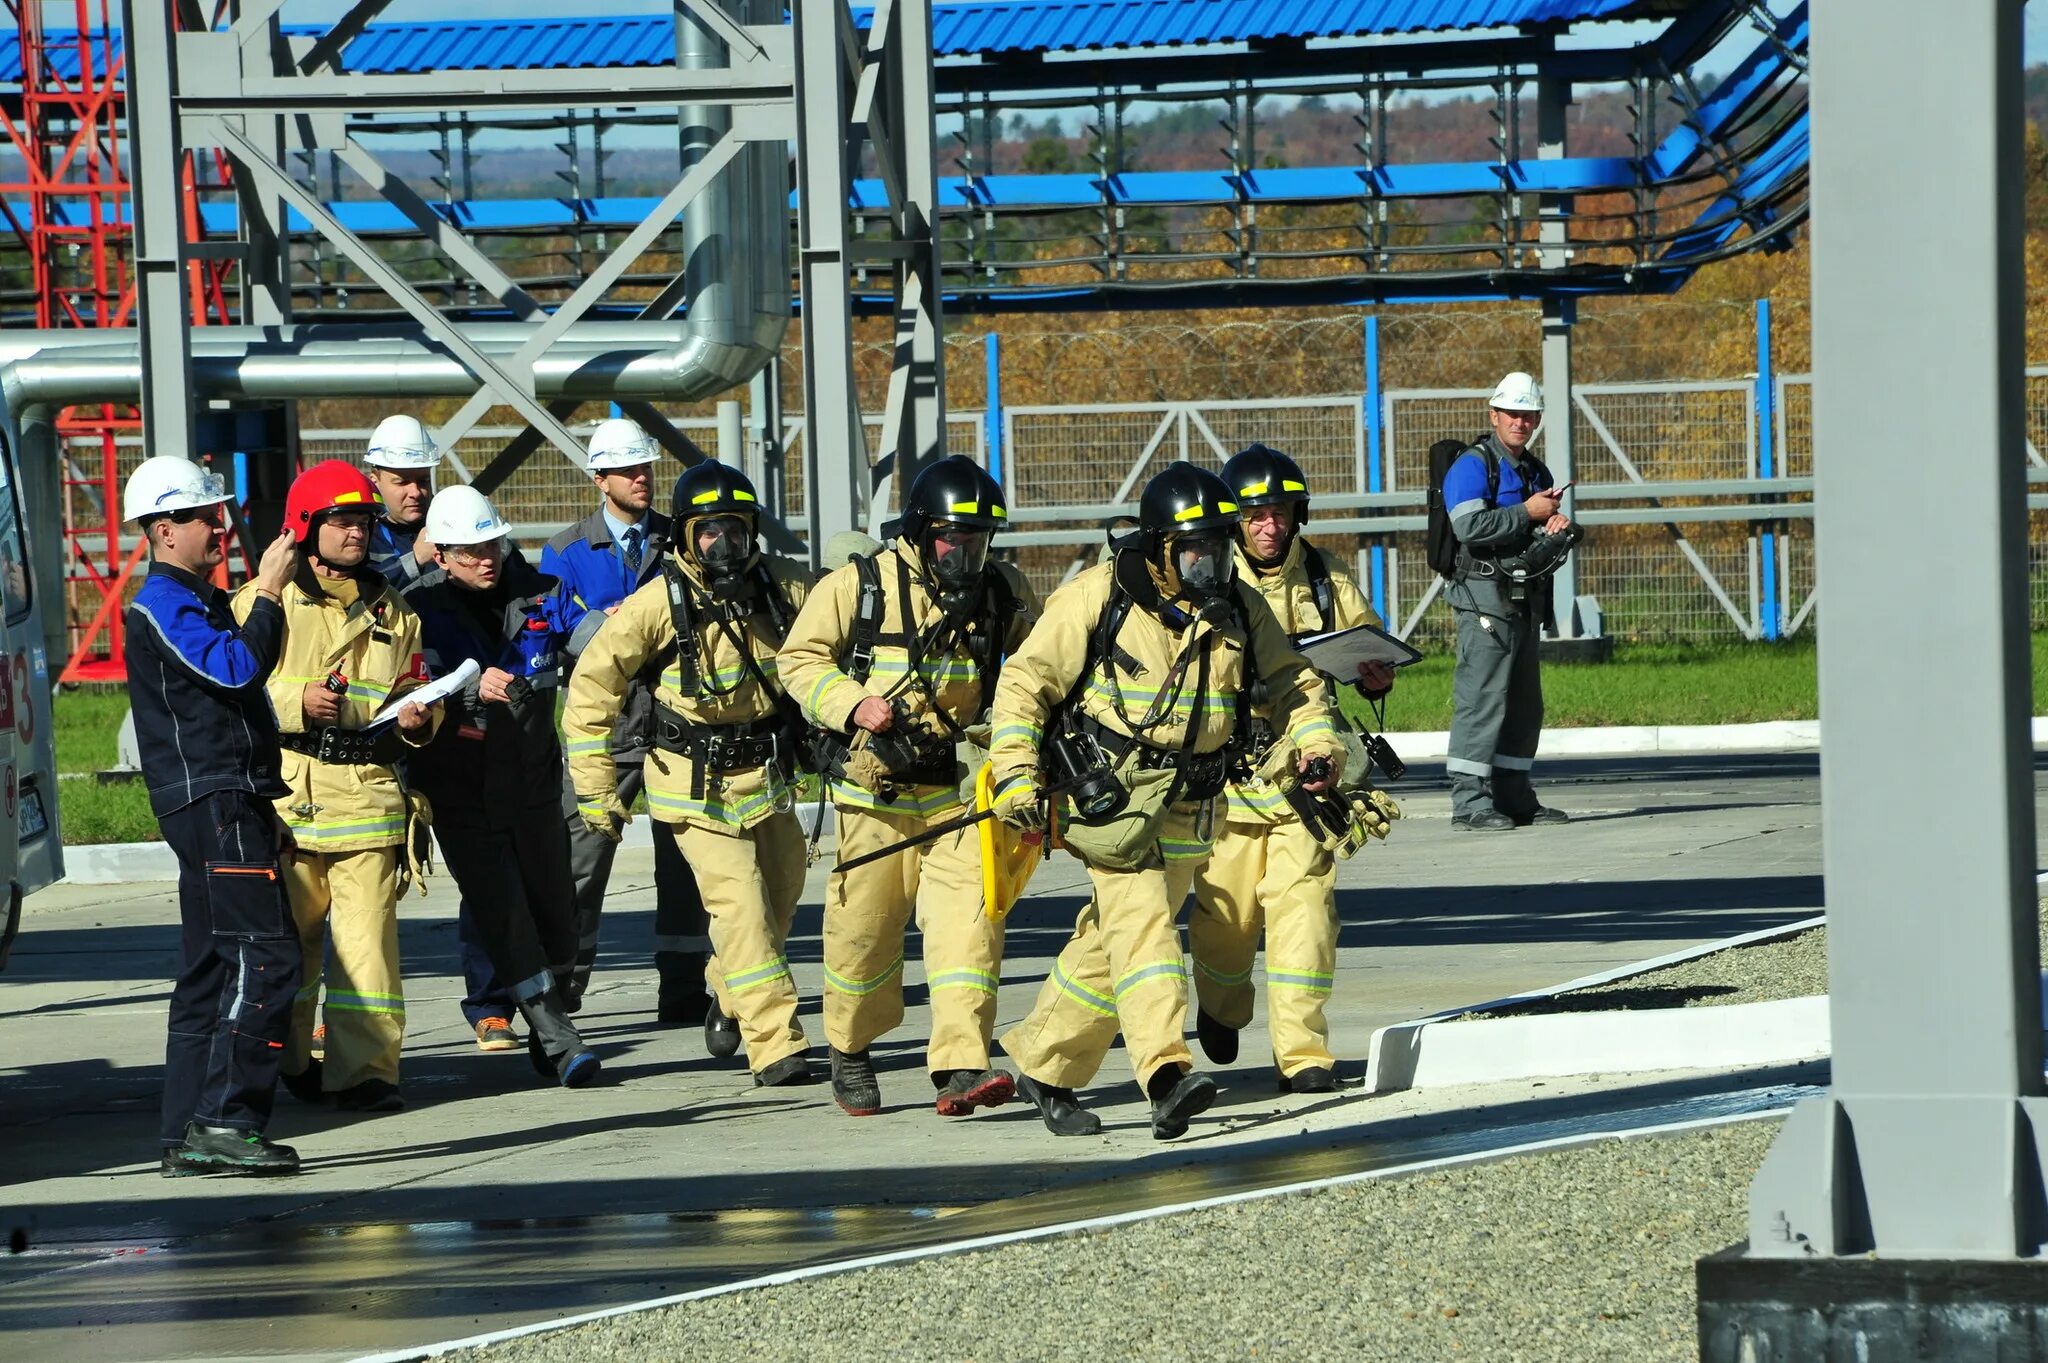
[435,802,577,1006]
[159,790,301,1148]
[559,758,710,1006]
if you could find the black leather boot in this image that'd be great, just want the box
[1016,1073,1101,1137]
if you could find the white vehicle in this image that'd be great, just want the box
[0,419,62,968]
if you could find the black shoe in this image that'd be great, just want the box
[333,1079,405,1113]
[1451,810,1516,831]
[753,1053,817,1087]
[829,1047,881,1116]
[164,1122,300,1177]
[704,999,742,1059]
[1279,1065,1337,1095]
[526,1025,602,1087]
[1195,1009,1240,1065]
[280,1059,325,1105]
[1149,1069,1218,1141]
[1016,1072,1101,1137]
[933,1068,1016,1117]
[1521,805,1570,826]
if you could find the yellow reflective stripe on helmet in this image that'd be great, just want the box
[1218,500,1237,512]
[949,500,981,514]
[691,490,721,504]
[1173,505,1205,522]
[1281,479,1306,492]
[1238,481,1269,497]
[735,489,756,502]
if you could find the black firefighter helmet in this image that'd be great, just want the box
[1121,460,1239,605]
[670,461,760,581]
[1221,443,1310,568]
[899,455,1006,592]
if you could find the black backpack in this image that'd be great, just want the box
[1425,438,1498,580]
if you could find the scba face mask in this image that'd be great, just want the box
[924,522,991,590]
[1170,530,1235,601]
[691,514,754,579]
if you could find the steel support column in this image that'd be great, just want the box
[122,0,197,465]
[1741,0,2047,1261]
[1536,73,1580,638]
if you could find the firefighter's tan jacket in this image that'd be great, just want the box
[988,556,1344,802]
[1226,537,1378,825]
[230,569,436,853]
[777,540,1038,819]
[564,553,811,832]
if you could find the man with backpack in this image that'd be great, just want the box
[1432,371,1575,831]
[778,456,1038,1120]
[1188,444,1393,1094]
[991,461,1343,1140]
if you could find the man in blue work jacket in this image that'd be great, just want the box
[539,416,712,1029]
[122,454,305,1177]
[1443,372,1574,830]
[363,414,441,588]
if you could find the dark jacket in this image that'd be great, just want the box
[368,517,427,589]
[401,550,566,829]
[125,561,288,818]
[540,508,672,764]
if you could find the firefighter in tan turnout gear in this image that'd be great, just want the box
[1189,444,1398,1093]
[232,461,440,1114]
[563,462,817,1088]
[991,461,1345,1140]
[777,455,1039,1119]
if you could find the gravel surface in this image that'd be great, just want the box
[461,1118,1778,1363]
[1478,900,2048,1017]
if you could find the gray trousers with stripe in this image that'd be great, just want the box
[1445,589,1545,819]
[560,757,712,1009]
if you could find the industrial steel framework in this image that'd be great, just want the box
[109,0,937,589]
[0,0,246,680]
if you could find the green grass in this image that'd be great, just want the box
[52,684,157,845]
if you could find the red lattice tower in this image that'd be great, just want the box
[2,1,241,682]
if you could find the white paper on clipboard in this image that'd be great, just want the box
[1294,623,1423,678]
[367,657,479,727]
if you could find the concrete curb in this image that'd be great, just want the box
[1365,915,1827,1093]
[1379,719,1823,761]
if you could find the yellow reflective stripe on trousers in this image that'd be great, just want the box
[1159,836,1212,861]
[927,966,999,995]
[724,957,792,993]
[324,989,406,1014]
[287,815,407,841]
[1193,956,1253,987]
[1268,967,1334,994]
[824,954,904,996]
[828,781,963,817]
[1114,957,1187,998]
[1052,959,1116,1016]
[646,785,783,826]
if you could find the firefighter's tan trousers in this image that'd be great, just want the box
[283,846,403,1090]
[1189,814,1340,1077]
[824,803,1004,1076]
[673,813,808,1073]
[1002,806,1203,1094]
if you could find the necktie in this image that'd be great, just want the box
[621,526,643,575]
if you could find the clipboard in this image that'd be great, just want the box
[1294,623,1423,679]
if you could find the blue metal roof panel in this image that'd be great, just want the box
[3,3,1649,81]
[1105,170,1236,204]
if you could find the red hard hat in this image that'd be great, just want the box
[285,460,380,543]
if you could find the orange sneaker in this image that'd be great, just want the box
[474,1017,519,1052]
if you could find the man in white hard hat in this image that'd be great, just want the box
[1441,371,1574,830]
[363,414,441,588]
[121,455,306,1176]
[538,416,711,1029]
[402,486,601,1087]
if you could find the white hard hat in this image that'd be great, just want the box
[123,455,230,524]
[424,485,512,548]
[365,414,441,470]
[1489,372,1544,413]
[585,417,659,471]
